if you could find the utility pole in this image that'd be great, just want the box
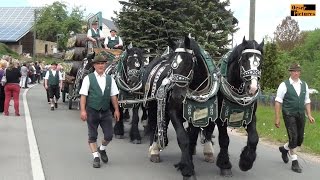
[33,9,37,60]
[249,0,256,40]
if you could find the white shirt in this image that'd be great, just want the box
[79,71,119,96]
[44,70,63,80]
[87,28,102,38]
[104,35,123,46]
[275,77,311,104]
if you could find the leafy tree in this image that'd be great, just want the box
[114,0,237,57]
[34,1,84,50]
[274,16,301,51]
[261,41,286,91]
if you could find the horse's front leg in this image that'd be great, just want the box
[141,105,149,134]
[239,114,259,171]
[202,121,215,163]
[187,124,200,157]
[147,101,160,163]
[130,105,142,144]
[216,120,232,177]
[169,107,195,179]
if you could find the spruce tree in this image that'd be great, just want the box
[114,0,237,57]
[261,41,286,91]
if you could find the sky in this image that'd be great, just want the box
[0,0,319,45]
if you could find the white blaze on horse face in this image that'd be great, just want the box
[176,54,183,65]
[248,55,260,94]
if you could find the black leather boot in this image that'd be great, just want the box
[291,160,302,173]
[279,146,289,163]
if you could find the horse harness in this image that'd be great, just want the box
[219,48,262,128]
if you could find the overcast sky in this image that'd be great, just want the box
[1,0,319,45]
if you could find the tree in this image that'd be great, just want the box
[274,16,301,51]
[114,0,237,57]
[34,1,84,50]
[261,41,286,91]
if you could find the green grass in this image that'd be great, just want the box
[255,105,320,155]
[0,43,19,58]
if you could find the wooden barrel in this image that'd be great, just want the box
[75,34,88,47]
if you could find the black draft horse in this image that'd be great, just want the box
[193,37,264,176]
[144,36,214,180]
[112,47,148,143]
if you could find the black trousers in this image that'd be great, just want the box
[86,106,113,143]
[48,85,60,99]
[283,112,306,149]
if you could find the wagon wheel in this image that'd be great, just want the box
[68,83,74,109]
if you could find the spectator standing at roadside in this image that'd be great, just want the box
[20,63,29,88]
[0,59,7,113]
[3,60,21,116]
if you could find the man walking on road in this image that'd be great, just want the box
[79,55,120,168]
[44,62,63,110]
[274,63,315,173]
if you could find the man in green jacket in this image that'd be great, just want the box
[87,21,105,51]
[104,29,123,49]
[44,62,63,110]
[79,55,120,168]
[274,63,315,173]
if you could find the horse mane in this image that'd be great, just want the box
[142,52,175,84]
[227,39,260,66]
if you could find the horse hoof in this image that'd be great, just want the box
[115,135,124,139]
[220,169,232,177]
[204,153,214,163]
[183,175,197,180]
[150,154,160,163]
[131,139,141,144]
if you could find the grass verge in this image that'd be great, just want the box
[255,105,320,155]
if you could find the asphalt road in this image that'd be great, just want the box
[1,84,320,180]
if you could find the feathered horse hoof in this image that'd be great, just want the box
[150,154,160,163]
[183,175,197,180]
[204,153,214,163]
[220,169,232,177]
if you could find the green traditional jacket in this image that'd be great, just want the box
[48,70,59,85]
[107,36,119,49]
[91,28,100,38]
[86,73,111,111]
[282,80,307,115]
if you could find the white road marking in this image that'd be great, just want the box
[23,86,45,180]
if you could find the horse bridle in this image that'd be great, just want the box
[116,54,143,93]
[239,49,262,82]
[124,54,142,79]
[221,48,262,106]
[170,47,195,87]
